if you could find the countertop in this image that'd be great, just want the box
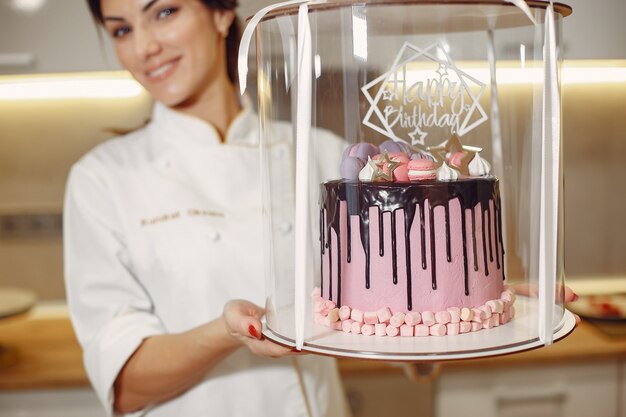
[1,305,625,390]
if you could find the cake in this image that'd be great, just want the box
[313,138,515,337]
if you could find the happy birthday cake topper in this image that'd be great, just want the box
[361,41,488,150]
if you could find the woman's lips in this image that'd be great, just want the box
[145,58,180,82]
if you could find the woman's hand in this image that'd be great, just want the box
[223,299,297,357]
[509,283,581,324]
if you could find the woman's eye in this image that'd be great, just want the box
[156,7,177,20]
[112,26,131,38]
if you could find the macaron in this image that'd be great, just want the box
[408,159,437,181]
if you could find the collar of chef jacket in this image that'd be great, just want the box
[149,95,259,150]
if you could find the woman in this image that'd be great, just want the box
[64,0,349,415]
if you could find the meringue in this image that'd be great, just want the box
[437,162,460,181]
[468,153,492,177]
[358,156,377,182]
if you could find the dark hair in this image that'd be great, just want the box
[86,0,241,84]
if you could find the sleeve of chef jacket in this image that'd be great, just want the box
[63,158,166,417]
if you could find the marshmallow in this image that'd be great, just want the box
[430,323,447,336]
[389,312,406,327]
[351,321,363,334]
[314,313,325,325]
[459,321,472,334]
[422,311,436,326]
[447,307,461,323]
[447,322,460,336]
[479,305,492,319]
[492,314,500,327]
[435,311,452,324]
[338,305,351,321]
[500,311,510,325]
[313,300,325,313]
[376,307,393,323]
[350,308,364,323]
[501,290,516,304]
[471,308,486,322]
[414,324,430,337]
[510,306,516,318]
[404,312,422,326]
[331,321,343,331]
[487,300,504,314]
[482,317,495,329]
[361,324,375,336]
[327,308,340,323]
[364,311,379,325]
[375,323,387,336]
[471,322,482,332]
[386,325,400,337]
[342,319,354,333]
[400,324,414,337]
[460,307,474,322]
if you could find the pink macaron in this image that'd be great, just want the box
[408,159,437,181]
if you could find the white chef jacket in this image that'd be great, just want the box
[63,101,349,417]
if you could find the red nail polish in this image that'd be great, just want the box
[291,348,300,353]
[248,325,258,339]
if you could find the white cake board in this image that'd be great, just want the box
[263,297,577,361]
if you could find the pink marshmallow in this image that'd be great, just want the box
[386,325,400,337]
[422,311,436,326]
[376,307,393,323]
[482,318,494,330]
[487,300,504,314]
[364,311,379,325]
[500,311,510,325]
[471,322,482,332]
[361,324,375,336]
[389,312,406,327]
[327,308,340,323]
[430,323,447,336]
[435,311,451,324]
[375,323,387,336]
[350,308,364,323]
[324,300,337,310]
[351,321,362,334]
[414,324,430,337]
[338,305,351,321]
[501,290,516,303]
[314,313,325,325]
[460,307,474,322]
[331,321,343,330]
[313,300,325,313]
[471,308,486,322]
[479,305,492,319]
[342,319,354,333]
[400,325,414,337]
[404,312,422,326]
[447,322,460,336]
[459,321,472,334]
[447,307,461,323]
[492,314,501,327]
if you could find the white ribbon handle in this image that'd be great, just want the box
[293,3,313,351]
[539,1,560,346]
[238,0,321,95]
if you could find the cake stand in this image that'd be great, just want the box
[263,296,576,361]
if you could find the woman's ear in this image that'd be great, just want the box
[213,9,236,37]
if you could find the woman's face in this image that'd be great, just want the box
[101,0,234,107]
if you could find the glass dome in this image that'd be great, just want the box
[243,0,575,359]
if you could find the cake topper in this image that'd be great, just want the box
[372,150,401,182]
[427,134,482,176]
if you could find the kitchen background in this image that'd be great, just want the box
[0,0,625,416]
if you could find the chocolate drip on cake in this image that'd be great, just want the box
[319,178,503,311]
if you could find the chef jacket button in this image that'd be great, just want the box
[279,222,292,234]
[208,231,221,242]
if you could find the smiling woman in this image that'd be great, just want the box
[62,0,350,416]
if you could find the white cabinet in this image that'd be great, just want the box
[0,0,120,74]
[436,362,620,417]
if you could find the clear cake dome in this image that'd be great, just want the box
[240,0,575,359]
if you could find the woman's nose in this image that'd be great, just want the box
[133,25,160,59]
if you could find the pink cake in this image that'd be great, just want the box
[314,140,515,337]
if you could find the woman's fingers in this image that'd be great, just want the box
[509,283,579,302]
